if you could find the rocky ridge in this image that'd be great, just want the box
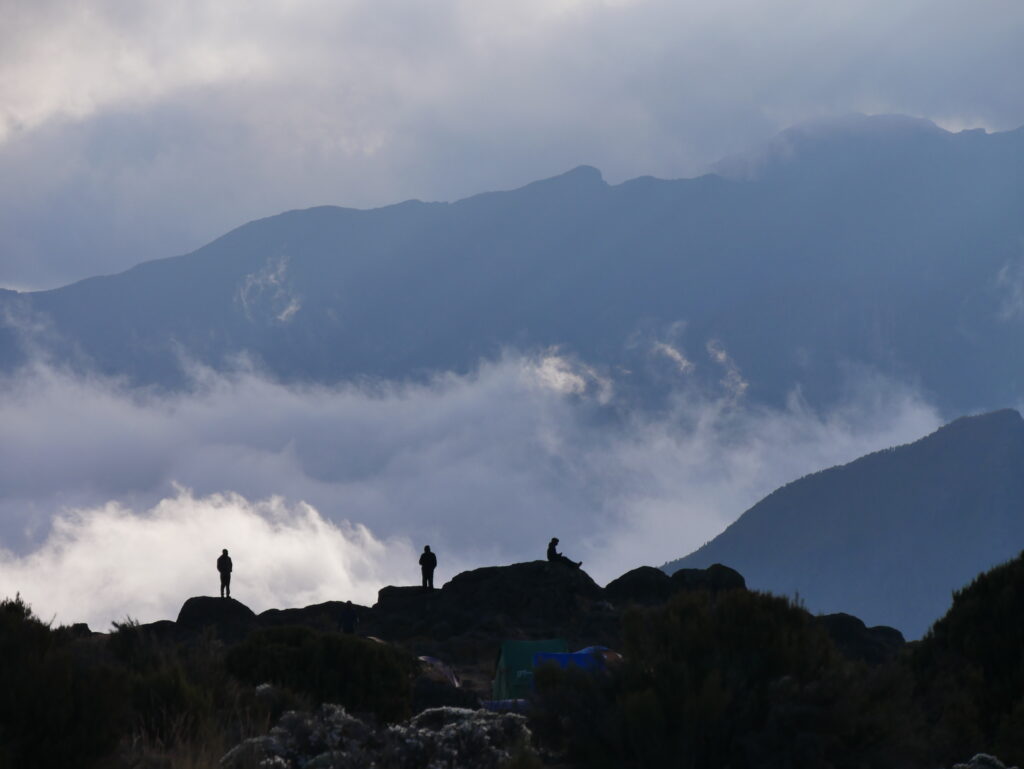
[108,559,904,705]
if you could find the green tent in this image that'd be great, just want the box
[492,639,568,700]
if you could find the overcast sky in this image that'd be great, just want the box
[2,0,1023,289]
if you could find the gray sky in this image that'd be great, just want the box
[2,0,1022,289]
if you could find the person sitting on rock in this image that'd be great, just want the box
[419,545,438,590]
[217,548,233,598]
[547,537,582,568]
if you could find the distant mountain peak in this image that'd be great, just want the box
[782,112,946,138]
[712,112,954,180]
[663,408,1024,638]
[937,407,1023,431]
[524,164,605,189]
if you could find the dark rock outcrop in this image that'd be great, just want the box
[670,563,746,593]
[442,561,603,620]
[604,566,675,605]
[259,600,370,632]
[175,596,256,639]
[370,561,606,641]
[814,612,905,664]
[220,704,535,769]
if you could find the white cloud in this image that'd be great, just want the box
[0,489,415,629]
[652,342,695,375]
[706,339,748,399]
[996,256,1024,322]
[528,352,613,402]
[238,255,303,324]
[0,354,942,626]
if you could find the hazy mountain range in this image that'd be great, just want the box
[665,408,1024,639]
[2,114,1023,413]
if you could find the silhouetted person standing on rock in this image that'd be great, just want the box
[217,548,233,598]
[547,537,582,568]
[420,545,437,590]
[339,600,358,634]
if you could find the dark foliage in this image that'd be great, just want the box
[0,596,128,769]
[226,626,418,723]
[107,617,271,751]
[532,589,921,769]
[0,600,281,768]
[911,549,1024,766]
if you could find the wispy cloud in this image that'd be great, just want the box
[652,341,695,375]
[0,354,941,627]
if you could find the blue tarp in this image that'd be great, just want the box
[532,647,607,672]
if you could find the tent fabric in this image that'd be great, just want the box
[532,650,604,672]
[492,639,568,700]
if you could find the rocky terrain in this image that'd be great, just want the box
[8,553,1024,768]
[117,559,903,704]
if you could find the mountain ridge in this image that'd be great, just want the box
[664,408,1024,638]
[1,114,1022,413]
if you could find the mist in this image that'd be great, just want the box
[0,352,941,628]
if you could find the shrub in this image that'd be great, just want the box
[912,551,1024,766]
[532,589,920,769]
[0,595,129,769]
[226,626,418,722]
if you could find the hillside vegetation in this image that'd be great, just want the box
[2,551,1024,768]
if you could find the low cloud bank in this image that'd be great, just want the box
[0,490,414,628]
[0,354,942,627]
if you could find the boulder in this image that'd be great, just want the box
[375,585,442,613]
[221,704,536,769]
[441,561,603,621]
[132,619,183,643]
[670,563,746,592]
[604,566,674,605]
[176,596,257,638]
[259,600,370,632]
[369,561,605,640]
[814,612,905,665]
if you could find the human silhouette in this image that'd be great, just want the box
[419,545,438,590]
[217,548,233,598]
[339,600,358,634]
[547,537,582,568]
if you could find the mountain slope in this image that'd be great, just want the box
[1,116,1023,412]
[663,409,1024,638]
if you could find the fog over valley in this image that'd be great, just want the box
[0,352,944,627]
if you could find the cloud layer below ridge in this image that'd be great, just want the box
[0,353,942,628]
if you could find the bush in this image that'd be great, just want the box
[0,595,129,769]
[911,551,1024,766]
[532,589,920,769]
[226,626,418,722]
